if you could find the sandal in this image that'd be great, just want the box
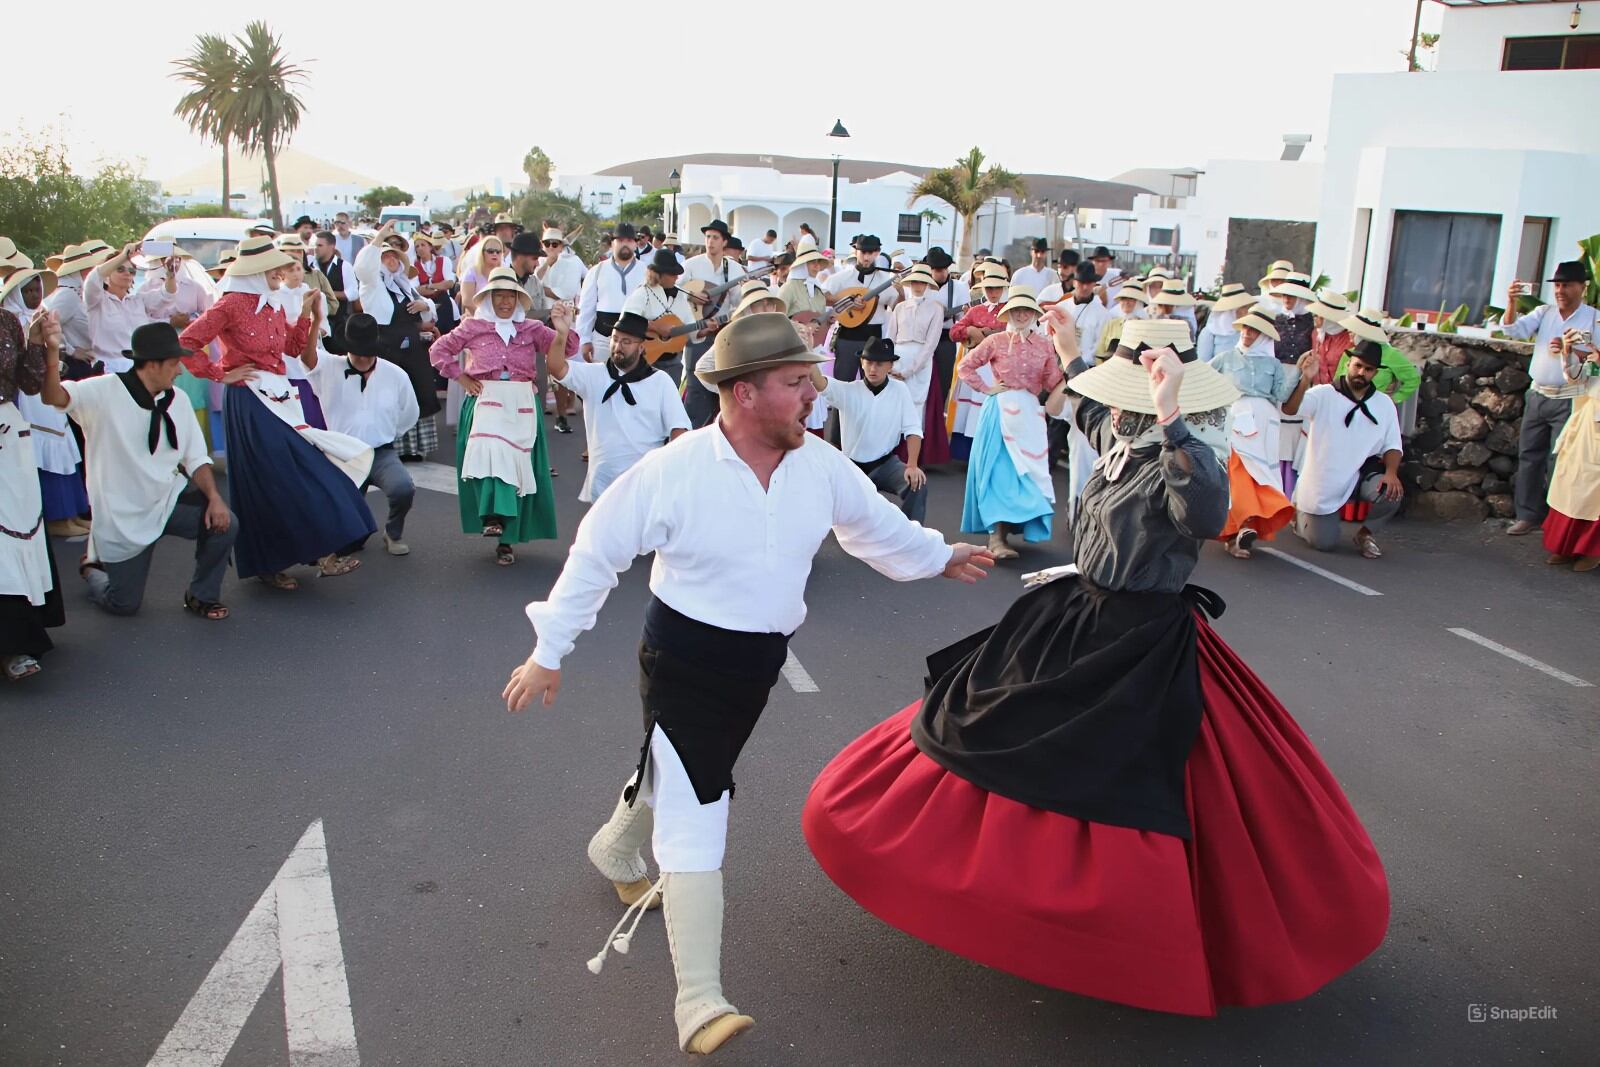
[183,592,230,620]
[496,544,516,566]
[317,553,362,577]
[258,571,300,591]
[3,654,41,682]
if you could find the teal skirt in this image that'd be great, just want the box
[456,394,557,544]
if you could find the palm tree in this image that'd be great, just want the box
[908,148,1027,268]
[172,34,242,217]
[522,146,554,190]
[229,21,308,229]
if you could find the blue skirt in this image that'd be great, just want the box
[39,469,88,522]
[223,385,376,578]
[960,393,1053,542]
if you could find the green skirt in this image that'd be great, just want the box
[456,393,558,544]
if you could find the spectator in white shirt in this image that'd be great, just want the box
[536,225,587,304]
[1281,341,1403,559]
[301,314,419,554]
[42,243,108,377]
[745,229,778,268]
[1499,260,1599,535]
[812,337,928,521]
[1011,238,1056,295]
[332,213,367,263]
[85,243,179,373]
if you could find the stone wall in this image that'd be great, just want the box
[1389,332,1534,522]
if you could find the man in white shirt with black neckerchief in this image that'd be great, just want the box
[576,224,649,371]
[301,314,420,556]
[811,336,929,521]
[679,219,744,427]
[504,313,991,1057]
[822,233,900,388]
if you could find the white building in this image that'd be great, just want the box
[552,173,645,219]
[661,164,1017,258]
[1313,0,1600,321]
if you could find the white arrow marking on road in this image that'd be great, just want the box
[1446,628,1594,688]
[782,650,819,693]
[1256,546,1384,597]
[147,819,359,1067]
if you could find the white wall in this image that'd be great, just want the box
[1436,3,1591,72]
[1314,68,1600,308]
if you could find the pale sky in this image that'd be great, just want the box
[6,0,1444,191]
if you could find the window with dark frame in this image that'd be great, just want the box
[1516,217,1553,289]
[1148,227,1175,246]
[896,214,922,242]
[1502,34,1600,70]
[841,210,862,223]
[1383,210,1502,323]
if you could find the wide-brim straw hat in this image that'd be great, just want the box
[472,266,533,311]
[696,311,824,386]
[274,234,309,255]
[1152,281,1196,307]
[0,267,58,306]
[1071,319,1239,415]
[1258,267,1291,288]
[1341,308,1388,345]
[1211,283,1256,312]
[208,250,238,276]
[1146,267,1174,282]
[999,284,1042,317]
[381,233,411,255]
[901,265,936,288]
[977,265,1009,289]
[733,285,786,317]
[1307,289,1353,321]
[50,242,113,277]
[1272,280,1318,302]
[1232,310,1281,340]
[1113,284,1150,304]
[227,236,294,277]
[791,249,827,269]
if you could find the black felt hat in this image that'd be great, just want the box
[1073,262,1102,284]
[1031,237,1050,252]
[1091,246,1112,259]
[1549,260,1593,284]
[614,222,638,240]
[613,311,651,340]
[701,219,731,239]
[923,246,954,269]
[344,314,382,358]
[648,249,684,275]
[1057,249,1081,267]
[855,234,882,252]
[1348,339,1387,369]
[508,233,543,257]
[862,336,898,362]
[128,322,192,363]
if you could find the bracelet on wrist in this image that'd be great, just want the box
[1156,407,1181,426]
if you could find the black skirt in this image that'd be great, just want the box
[627,597,789,806]
[378,323,442,418]
[0,544,64,659]
[912,575,1224,838]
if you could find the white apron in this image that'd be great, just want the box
[0,401,52,605]
[1230,395,1286,491]
[1278,413,1307,469]
[997,389,1056,505]
[246,371,373,486]
[14,391,80,475]
[949,347,985,438]
[897,342,932,421]
[463,379,540,496]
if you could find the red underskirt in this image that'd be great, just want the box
[1542,508,1600,557]
[802,618,1389,1016]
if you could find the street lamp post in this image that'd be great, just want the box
[668,168,680,238]
[827,119,850,251]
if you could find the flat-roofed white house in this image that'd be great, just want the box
[1313,0,1600,321]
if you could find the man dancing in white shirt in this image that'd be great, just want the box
[504,313,991,1055]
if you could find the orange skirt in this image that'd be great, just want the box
[1218,452,1294,541]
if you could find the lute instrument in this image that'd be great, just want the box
[643,262,778,364]
[822,251,913,329]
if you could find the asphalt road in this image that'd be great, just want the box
[2,421,1595,1066]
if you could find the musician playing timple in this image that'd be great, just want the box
[822,234,900,384]
[680,220,744,427]
[622,249,707,387]
[780,249,830,320]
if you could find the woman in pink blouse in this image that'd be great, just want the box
[958,285,1064,559]
[429,267,578,566]
[179,237,375,588]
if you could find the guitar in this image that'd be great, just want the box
[645,263,780,363]
[678,261,777,311]
[825,252,913,329]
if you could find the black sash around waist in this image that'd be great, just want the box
[911,576,1225,839]
[627,596,790,806]
[594,310,620,337]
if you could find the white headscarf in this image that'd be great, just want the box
[2,281,38,328]
[1201,306,1237,340]
[474,290,526,344]
[1234,332,1276,360]
[271,281,330,337]
[1096,404,1231,483]
[219,272,274,314]
[379,248,419,306]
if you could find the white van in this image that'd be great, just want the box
[140,217,268,269]
[378,205,424,233]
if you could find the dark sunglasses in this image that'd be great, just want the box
[542,240,563,248]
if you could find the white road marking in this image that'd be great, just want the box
[407,461,459,496]
[148,819,360,1067]
[782,650,819,693]
[1256,546,1383,597]
[1446,628,1594,688]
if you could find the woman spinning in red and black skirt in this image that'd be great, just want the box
[803,316,1389,1016]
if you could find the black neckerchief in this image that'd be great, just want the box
[864,376,889,396]
[1335,375,1379,426]
[118,370,177,454]
[662,286,679,299]
[857,266,876,283]
[345,359,374,391]
[602,358,654,405]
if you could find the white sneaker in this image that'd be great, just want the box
[383,533,410,556]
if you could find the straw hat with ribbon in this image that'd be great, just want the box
[901,264,936,288]
[1232,309,1281,341]
[1307,289,1353,321]
[1340,308,1388,345]
[226,235,294,277]
[732,283,786,317]
[472,266,533,311]
[1258,266,1291,289]
[1070,318,1240,416]
[1146,267,1174,282]
[1152,280,1196,307]
[50,242,113,277]
[1113,284,1150,305]
[696,311,824,386]
[998,283,1043,318]
[274,234,309,255]
[977,264,1009,290]
[0,267,58,308]
[792,248,827,270]
[208,249,239,277]
[1273,271,1318,302]
[1211,283,1257,312]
